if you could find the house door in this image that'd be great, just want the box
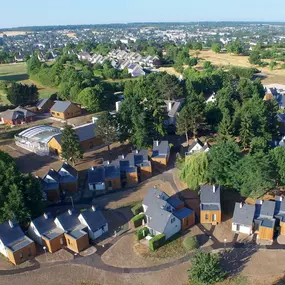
[212,214,217,222]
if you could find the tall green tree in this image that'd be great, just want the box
[95,112,118,154]
[207,141,241,186]
[77,85,104,112]
[188,251,226,285]
[61,125,83,165]
[270,147,285,186]
[211,43,222,53]
[180,152,209,191]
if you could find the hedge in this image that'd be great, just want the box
[131,213,145,228]
[135,227,150,240]
[149,234,166,251]
[131,203,143,216]
[183,236,199,251]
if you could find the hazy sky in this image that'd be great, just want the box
[1,0,285,28]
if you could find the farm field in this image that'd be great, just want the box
[0,31,27,37]
[195,49,285,85]
[0,62,57,104]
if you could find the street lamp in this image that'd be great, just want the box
[43,246,48,261]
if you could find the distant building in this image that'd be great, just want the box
[151,140,170,167]
[0,106,36,125]
[36,98,55,113]
[50,101,82,120]
[185,139,210,156]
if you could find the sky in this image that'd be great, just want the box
[1,0,285,29]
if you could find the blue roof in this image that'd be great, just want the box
[260,219,275,228]
[173,208,194,219]
[167,196,183,208]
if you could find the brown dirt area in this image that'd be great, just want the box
[195,50,285,85]
[213,218,235,243]
[35,248,73,263]
[0,31,27,37]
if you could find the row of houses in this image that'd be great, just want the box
[0,207,108,265]
[37,162,78,201]
[88,141,170,191]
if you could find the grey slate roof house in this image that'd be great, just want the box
[232,202,255,234]
[185,138,210,156]
[1,106,36,125]
[151,140,170,166]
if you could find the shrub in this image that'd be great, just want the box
[183,236,199,251]
[131,213,145,228]
[135,227,150,240]
[149,234,166,251]
[131,203,143,216]
[229,66,259,79]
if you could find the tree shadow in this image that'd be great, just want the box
[0,74,29,81]
[220,243,259,276]
[272,275,285,285]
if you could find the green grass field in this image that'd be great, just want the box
[0,63,57,104]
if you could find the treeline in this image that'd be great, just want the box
[180,141,285,199]
[26,55,120,112]
[0,151,45,225]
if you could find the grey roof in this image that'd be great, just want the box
[173,208,194,220]
[188,138,204,152]
[36,98,50,109]
[200,185,221,205]
[165,100,184,117]
[56,209,81,232]
[260,200,275,218]
[232,203,255,227]
[143,188,170,209]
[58,162,78,183]
[80,209,107,232]
[51,101,73,113]
[88,164,120,184]
[148,208,173,233]
[152,141,169,158]
[274,196,285,216]
[31,213,64,239]
[44,169,60,182]
[1,106,36,120]
[53,123,96,145]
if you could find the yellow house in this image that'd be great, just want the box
[50,101,82,120]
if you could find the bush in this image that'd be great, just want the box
[135,227,150,240]
[149,234,166,251]
[131,213,145,228]
[131,203,143,216]
[229,66,259,79]
[183,236,199,251]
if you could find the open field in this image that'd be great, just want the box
[0,63,57,103]
[0,31,27,37]
[195,49,285,85]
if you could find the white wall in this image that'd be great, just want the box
[232,223,252,235]
[54,218,64,231]
[27,222,44,245]
[88,183,106,191]
[0,239,7,257]
[190,143,203,153]
[164,214,181,240]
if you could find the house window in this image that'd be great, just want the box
[60,238,64,245]
[212,214,216,221]
[20,253,23,259]
[205,214,209,220]
[68,239,71,245]
[57,113,60,116]
[89,142,94,149]
[171,217,175,223]
[28,248,32,257]
[185,219,188,226]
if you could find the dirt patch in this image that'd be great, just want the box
[35,248,73,263]
[213,218,235,243]
[0,31,27,37]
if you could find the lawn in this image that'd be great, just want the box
[0,62,57,104]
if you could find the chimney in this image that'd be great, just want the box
[212,185,216,193]
[239,202,243,209]
[115,101,122,113]
[91,166,94,171]
[281,197,283,202]
[91,205,96,212]
[43,213,49,219]
[8,220,14,228]
[122,154,125,159]
[156,140,159,146]
[136,150,139,154]
[260,200,263,205]
[107,160,110,165]
[68,209,72,215]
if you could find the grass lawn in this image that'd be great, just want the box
[0,63,57,104]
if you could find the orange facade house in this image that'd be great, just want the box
[50,101,82,120]
[48,123,103,156]
[151,140,170,167]
[28,213,65,253]
[0,106,36,125]
[0,220,36,265]
[200,185,222,225]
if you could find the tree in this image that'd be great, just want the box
[192,42,203,51]
[26,56,41,74]
[211,43,222,53]
[188,251,226,285]
[269,61,277,71]
[203,61,213,70]
[249,50,261,65]
[77,85,103,112]
[240,114,254,148]
[270,147,285,186]
[0,151,45,225]
[207,141,241,186]
[180,152,209,191]
[176,96,205,144]
[6,83,39,106]
[232,153,275,198]
[218,109,233,141]
[249,137,268,154]
[226,40,244,55]
[95,112,118,154]
[61,125,83,165]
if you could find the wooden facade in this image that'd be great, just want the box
[50,103,82,120]
[42,234,65,253]
[280,221,285,235]
[104,177,121,190]
[60,181,78,193]
[64,233,89,253]
[200,210,221,225]
[151,156,168,167]
[140,165,152,181]
[37,99,54,113]
[126,172,139,185]
[6,242,36,265]
[45,188,61,202]
[258,226,274,241]
[2,116,35,126]
[181,212,195,231]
